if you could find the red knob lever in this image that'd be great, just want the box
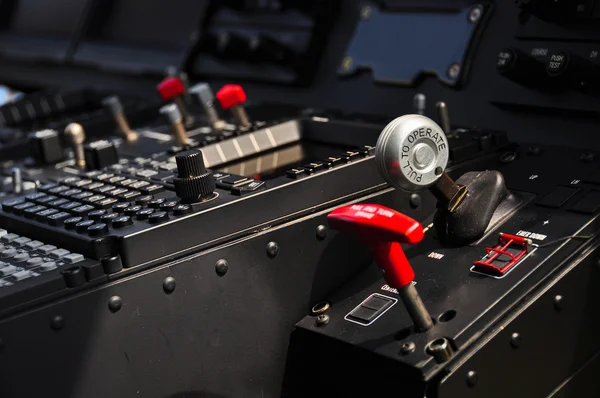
[327,204,433,331]
[157,77,185,101]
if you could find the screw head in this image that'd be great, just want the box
[360,6,372,20]
[466,370,478,388]
[108,296,122,313]
[215,259,229,276]
[580,152,595,163]
[448,63,461,80]
[554,295,563,311]
[316,314,330,327]
[469,6,483,23]
[409,193,422,209]
[50,315,64,331]
[316,225,328,240]
[510,332,522,348]
[163,276,176,294]
[400,341,416,355]
[500,151,518,164]
[341,56,353,71]
[266,242,279,258]
[527,145,541,156]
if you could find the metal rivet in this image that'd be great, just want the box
[466,370,478,388]
[50,315,64,331]
[360,6,372,20]
[163,277,176,294]
[108,296,122,313]
[527,145,541,156]
[500,151,518,164]
[448,63,461,80]
[580,152,595,163]
[400,341,415,356]
[215,259,228,276]
[510,332,522,348]
[316,314,330,327]
[409,193,422,209]
[469,6,483,23]
[554,295,563,311]
[341,56,353,71]
[316,225,328,240]
[266,242,279,258]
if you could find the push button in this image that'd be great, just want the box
[346,293,396,325]
[536,186,581,208]
[47,212,72,226]
[112,215,133,228]
[231,180,266,196]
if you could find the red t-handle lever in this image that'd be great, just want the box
[327,204,433,331]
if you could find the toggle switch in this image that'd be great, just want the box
[158,77,193,126]
[216,84,251,129]
[327,204,433,332]
[65,123,86,168]
[497,47,548,87]
[190,83,226,131]
[102,96,139,142]
[160,104,190,146]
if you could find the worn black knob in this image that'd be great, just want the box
[174,150,215,203]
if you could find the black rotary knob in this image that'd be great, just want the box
[174,150,215,203]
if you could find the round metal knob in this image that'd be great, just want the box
[375,114,449,192]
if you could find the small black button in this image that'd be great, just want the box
[38,183,58,192]
[71,205,95,217]
[303,162,325,173]
[324,156,343,167]
[286,168,305,179]
[109,188,129,197]
[86,182,105,191]
[173,204,192,216]
[135,195,154,205]
[135,208,154,220]
[84,195,106,205]
[95,173,115,181]
[124,205,143,216]
[64,217,84,229]
[24,205,47,218]
[48,198,69,208]
[231,181,266,196]
[72,179,93,188]
[118,190,140,202]
[112,216,133,229]
[95,198,118,209]
[87,223,108,236]
[36,195,58,205]
[212,172,230,180]
[140,184,164,194]
[13,202,35,215]
[63,189,83,197]
[536,186,581,208]
[159,200,179,212]
[71,192,93,201]
[569,190,600,214]
[94,184,116,194]
[35,208,58,221]
[47,212,71,226]
[88,209,107,220]
[47,185,70,195]
[25,192,47,203]
[218,175,249,186]
[341,151,360,161]
[76,220,95,233]
[60,201,82,212]
[148,211,169,224]
[100,213,120,223]
[148,198,166,208]
[112,203,130,213]
[2,198,26,213]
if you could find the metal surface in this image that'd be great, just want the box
[375,114,449,191]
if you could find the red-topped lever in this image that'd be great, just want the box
[157,77,193,126]
[327,204,434,331]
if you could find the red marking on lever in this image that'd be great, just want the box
[157,77,185,100]
[327,204,424,288]
[216,84,247,110]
